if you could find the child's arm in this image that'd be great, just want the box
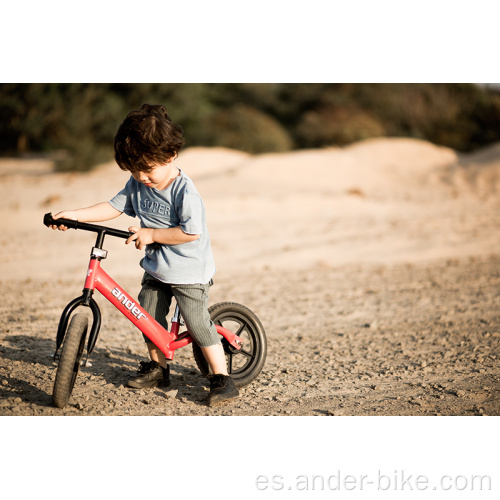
[126,226,199,250]
[50,202,122,230]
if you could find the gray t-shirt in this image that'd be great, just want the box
[109,170,216,285]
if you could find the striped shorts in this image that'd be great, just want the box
[138,272,220,348]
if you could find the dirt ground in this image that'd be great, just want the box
[1,255,499,416]
[1,138,499,416]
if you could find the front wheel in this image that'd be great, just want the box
[52,313,88,408]
[192,302,267,387]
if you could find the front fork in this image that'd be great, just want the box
[55,249,107,359]
[54,289,102,360]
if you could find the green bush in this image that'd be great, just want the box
[196,104,294,153]
[1,83,500,170]
[295,105,386,147]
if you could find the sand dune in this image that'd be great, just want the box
[2,137,496,280]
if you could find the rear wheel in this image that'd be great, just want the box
[52,313,88,409]
[192,302,267,387]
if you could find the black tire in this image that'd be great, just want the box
[52,313,88,408]
[192,302,267,387]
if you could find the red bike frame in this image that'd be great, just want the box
[85,254,243,360]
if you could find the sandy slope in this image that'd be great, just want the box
[0,137,499,416]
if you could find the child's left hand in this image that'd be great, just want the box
[126,226,154,250]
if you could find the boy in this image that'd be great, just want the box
[50,104,238,406]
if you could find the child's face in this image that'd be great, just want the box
[131,158,176,190]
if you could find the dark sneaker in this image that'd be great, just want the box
[207,374,239,406]
[126,360,170,389]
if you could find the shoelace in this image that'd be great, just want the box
[137,361,156,374]
[210,375,227,389]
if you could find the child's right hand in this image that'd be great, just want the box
[50,211,78,231]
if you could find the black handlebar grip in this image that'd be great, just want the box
[43,212,54,227]
[43,212,78,229]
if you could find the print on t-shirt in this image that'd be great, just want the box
[141,198,171,216]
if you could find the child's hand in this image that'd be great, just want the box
[50,211,78,231]
[126,226,155,250]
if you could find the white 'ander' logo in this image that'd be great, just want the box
[111,287,147,321]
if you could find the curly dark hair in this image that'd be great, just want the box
[114,104,185,172]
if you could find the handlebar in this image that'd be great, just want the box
[43,213,132,240]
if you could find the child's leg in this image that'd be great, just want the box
[171,283,226,374]
[200,343,228,375]
[125,273,172,389]
[172,283,239,405]
[147,343,168,368]
[138,273,173,369]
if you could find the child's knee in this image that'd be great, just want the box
[187,321,219,348]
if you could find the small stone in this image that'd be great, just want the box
[164,389,178,399]
[455,390,466,397]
